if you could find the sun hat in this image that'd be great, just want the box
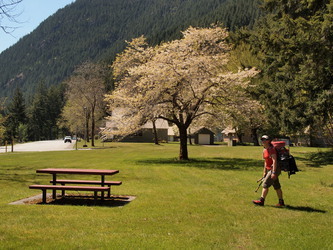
[261,135,270,141]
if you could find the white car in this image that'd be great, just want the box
[64,136,72,143]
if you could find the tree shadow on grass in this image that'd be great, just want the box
[136,157,263,171]
[0,173,37,183]
[273,205,327,213]
[304,150,333,167]
[0,165,38,183]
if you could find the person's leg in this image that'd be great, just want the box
[276,188,283,200]
[253,187,269,206]
[275,188,285,206]
[262,187,269,199]
[273,178,284,206]
[253,172,273,206]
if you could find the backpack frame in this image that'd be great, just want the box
[272,141,299,178]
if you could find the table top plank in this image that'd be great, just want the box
[36,168,119,175]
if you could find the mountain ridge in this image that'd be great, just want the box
[0,0,261,99]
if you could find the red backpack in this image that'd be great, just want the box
[272,141,299,178]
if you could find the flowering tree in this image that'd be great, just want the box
[223,97,265,145]
[105,26,258,160]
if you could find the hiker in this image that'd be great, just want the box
[253,135,285,207]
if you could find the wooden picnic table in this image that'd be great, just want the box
[36,168,120,199]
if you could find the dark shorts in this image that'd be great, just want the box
[263,170,281,190]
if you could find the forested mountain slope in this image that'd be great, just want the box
[0,0,261,99]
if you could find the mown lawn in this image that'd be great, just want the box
[0,143,332,249]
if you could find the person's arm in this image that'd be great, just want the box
[263,161,267,177]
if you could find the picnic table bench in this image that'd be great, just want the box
[50,180,122,197]
[29,168,122,204]
[29,185,110,203]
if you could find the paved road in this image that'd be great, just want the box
[0,140,75,153]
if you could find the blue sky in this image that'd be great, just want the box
[0,0,75,53]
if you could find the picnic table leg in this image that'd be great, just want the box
[52,174,57,199]
[101,175,105,198]
[94,191,98,203]
[42,189,47,203]
[92,191,104,204]
[61,184,65,197]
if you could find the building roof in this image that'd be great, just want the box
[141,119,169,129]
[222,127,236,135]
[190,127,214,135]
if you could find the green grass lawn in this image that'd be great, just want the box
[0,143,332,249]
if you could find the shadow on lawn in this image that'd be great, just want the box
[305,150,333,167]
[274,205,327,213]
[39,195,135,207]
[0,165,38,183]
[137,157,262,171]
[0,173,37,183]
[291,149,333,168]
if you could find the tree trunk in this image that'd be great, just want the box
[251,128,259,146]
[188,128,192,145]
[152,119,159,145]
[11,135,14,152]
[309,125,319,147]
[85,113,90,143]
[91,109,95,147]
[235,129,243,144]
[178,125,189,160]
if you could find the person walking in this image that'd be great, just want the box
[253,135,285,207]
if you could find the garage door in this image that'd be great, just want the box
[198,134,210,145]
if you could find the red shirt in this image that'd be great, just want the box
[263,146,276,170]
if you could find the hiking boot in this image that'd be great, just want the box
[253,197,265,206]
[276,199,285,207]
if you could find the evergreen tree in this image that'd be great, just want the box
[45,84,66,139]
[247,0,333,141]
[4,87,27,143]
[0,98,6,144]
[27,83,65,141]
[27,83,49,141]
